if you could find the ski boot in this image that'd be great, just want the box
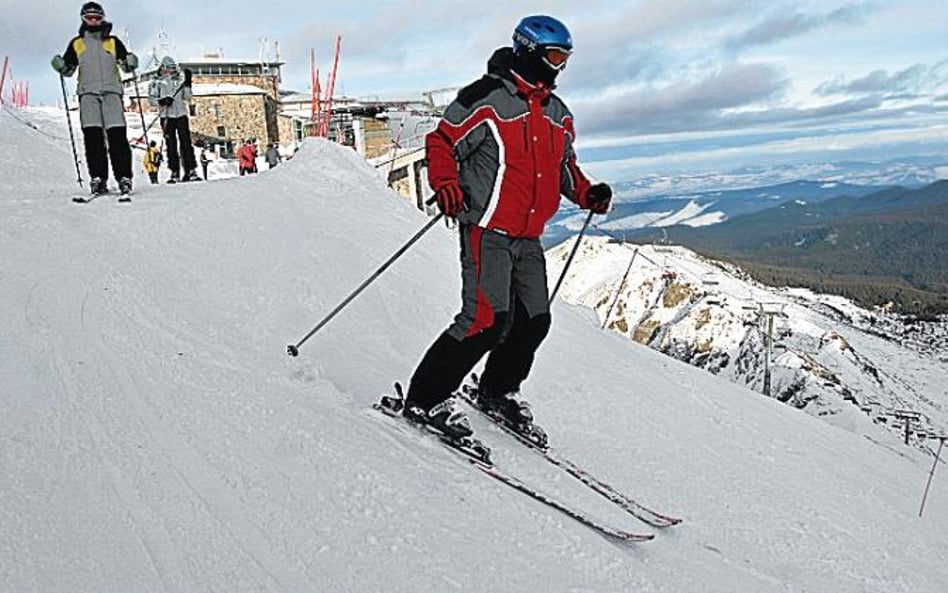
[376,386,491,463]
[167,171,180,184]
[90,177,108,195]
[404,398,474,440]
[118,177,132,201]
[476,388,548,449]
[183,169,202,182]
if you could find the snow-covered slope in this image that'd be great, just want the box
[3,105,948,593]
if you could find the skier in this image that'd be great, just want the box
[51,2,138,197]
[264,143,281,169]
[237,139,258,175]
[148,56,200,183]
[199,146,210,180]
[143,140,162,184]
[402,15,612,439]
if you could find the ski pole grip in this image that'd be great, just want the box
[425,192,469,212]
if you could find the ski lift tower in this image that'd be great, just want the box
[894,409,922,445]
[757,302,788,397]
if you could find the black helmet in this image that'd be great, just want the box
[80,2,106,31]
[80,2,105,18]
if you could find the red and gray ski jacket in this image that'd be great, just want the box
[426,48,594,239]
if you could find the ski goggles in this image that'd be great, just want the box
[541,46,572,70]
[81,13,104,24]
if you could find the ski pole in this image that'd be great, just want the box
[131,70,149,145]
[919,436,946,518]
[549,209,594,304]
[59,74,83,187]
[288,200,443,357]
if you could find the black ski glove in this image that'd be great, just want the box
[183,68,193,87]
[585,182,612,214]
[158,97,174,107]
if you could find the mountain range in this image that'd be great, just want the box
[617,182,948,313]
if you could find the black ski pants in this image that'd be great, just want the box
[162,116,197,176]
[82,126,132,181]
[406,226,552,410]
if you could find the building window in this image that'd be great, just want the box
[217,126,226,138]
[189,104,197,117]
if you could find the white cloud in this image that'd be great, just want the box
[5,0,947,178]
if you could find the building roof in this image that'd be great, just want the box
[180,58,285,67]
[192,83,268,96]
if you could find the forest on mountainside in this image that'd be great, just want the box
[633,182,948,313]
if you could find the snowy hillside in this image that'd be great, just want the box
[2,104,948,593]
[548,234,948,445]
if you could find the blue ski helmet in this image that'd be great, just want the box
[513,15,573,53]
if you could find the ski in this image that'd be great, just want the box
[461,374,682,528]
[72,193,106,203]
[470,459,654,543]
[374,385,653,543]
[72,195,132,203]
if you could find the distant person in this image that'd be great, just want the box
[237,139,257,176]
[264,143,281,169]
[143,140,162,184]
[148,56,200,183]
[51,2,138,198]
[199,146,210,180]
[396,15,611,440]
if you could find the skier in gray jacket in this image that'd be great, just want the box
[51,2,138,196]
[148,56,199,182]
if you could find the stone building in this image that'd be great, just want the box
[128,54,283,156]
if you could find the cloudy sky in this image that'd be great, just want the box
[2,0,948,180]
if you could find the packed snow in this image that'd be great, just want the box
[2,104,948,592]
